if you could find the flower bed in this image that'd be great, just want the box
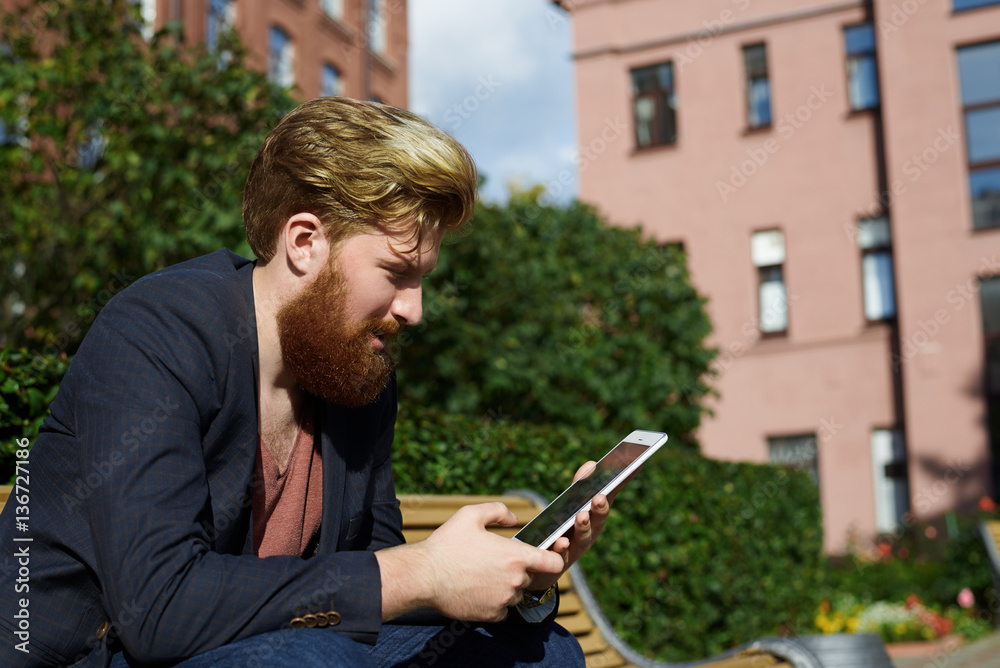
[815,501,999,646]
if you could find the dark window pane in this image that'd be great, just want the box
[981,276,1000,334]
[955,0,1000,10]
[967,107,1000,164]
[744,44,767,78]
[769,435,818,485]
[759,265,787,333]
[322,64,339,97]
[972,166,1000,229]
[987,340,1000,395]
[845,23,875,55]
[631,62,675,147]
[958,40,1000,106]
[848,55,880,109]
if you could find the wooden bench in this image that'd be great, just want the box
[398,492,798,668]
[0,485,797,667]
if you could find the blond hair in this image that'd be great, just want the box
[243,97,477,262]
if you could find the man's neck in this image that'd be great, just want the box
[252,261,302,414]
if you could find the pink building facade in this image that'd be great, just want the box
[560,0,1000,552]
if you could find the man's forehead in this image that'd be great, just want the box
[335,226,442,266]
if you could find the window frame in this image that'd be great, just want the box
[979,275,1000,492]
[751,229,789,337]
[321,62,341,97]
[954,0,1000,11]
[958,39,1000,230]
[768,433,819,486]
[268,25,295,88]
[856,217,898,323]
[844,22,880,112]
[742,42,772,130]
[630,61,677,150]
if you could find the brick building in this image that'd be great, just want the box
[558,0,1000,551]
[31,0,410,105]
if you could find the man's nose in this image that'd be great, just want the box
[392,284,423,326]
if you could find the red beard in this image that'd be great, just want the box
[276,262,400,407]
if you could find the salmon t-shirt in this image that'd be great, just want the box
[252,401,323,558]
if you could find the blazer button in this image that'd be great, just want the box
[303,614,318,628]
[327,611,342,626]
[290,617,306,629]
[95,621,110,641]
[315,613,329,628]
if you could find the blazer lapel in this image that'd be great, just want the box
[318,401,348,553]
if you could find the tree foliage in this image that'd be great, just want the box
[396,190,717,443]
[0,0,293,350]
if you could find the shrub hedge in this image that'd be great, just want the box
[0,347,70,482]
[393,403,824,662]
[0,350,825,662]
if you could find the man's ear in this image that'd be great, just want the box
[280,213,329,277]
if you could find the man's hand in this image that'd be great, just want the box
[526,461,638,593]
[376,502,565,622]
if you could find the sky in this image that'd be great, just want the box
[408,0,577,204]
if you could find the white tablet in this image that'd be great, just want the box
[512,430,668,549]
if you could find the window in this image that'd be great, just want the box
[321,0,344,20]
[631,62,676,148]
[958,40,1000,229]
[870,428,909,533]
[857,217,897,320]
[368,0,387,54]
[268,26,295,88]
[844,23,879,111]
[980,276,1000,490]
[769,434,818,485]
[955,0,1000,10]
[751,230,788,334]
[743,43,771,129]
[130,0,156,40]
[207,0,235,52]
[321,63,340,97]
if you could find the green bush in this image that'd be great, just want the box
[393,404,824,662]
[395,191,715,442]
[0,347,70,482]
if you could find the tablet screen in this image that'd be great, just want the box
[514,439,650,548]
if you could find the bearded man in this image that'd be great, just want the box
[0,98,614,668]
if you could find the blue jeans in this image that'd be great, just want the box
[108,621,584,667]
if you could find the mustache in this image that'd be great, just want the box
[366,318,402,338]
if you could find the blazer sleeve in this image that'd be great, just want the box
[71,274,385,664]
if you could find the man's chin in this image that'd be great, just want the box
[292,355,395,408]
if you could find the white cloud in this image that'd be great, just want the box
[410,0,577,203]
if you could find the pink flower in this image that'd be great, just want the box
[958,587,975,609]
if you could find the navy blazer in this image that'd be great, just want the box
[0,251,405,667]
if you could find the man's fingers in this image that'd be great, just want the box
[527,546,566,574]
[572,461,597,483]
[465,501,517,528]
[606,466,641,504]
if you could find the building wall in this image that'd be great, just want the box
[565,0,1000,552]
[142,0,407,105]
[873,0,1000,519]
